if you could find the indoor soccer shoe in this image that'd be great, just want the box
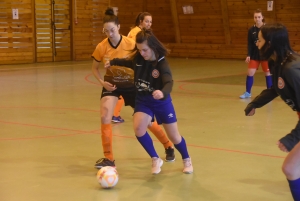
[94,158,115,169]
[111,116,125,123]
[182,158,193,174]
[151,157,163,174]
[239,92,251,99]
[165,147,175,162]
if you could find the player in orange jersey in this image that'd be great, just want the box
[91,8,175,169]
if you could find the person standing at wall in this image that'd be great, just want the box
[240,9,272,99]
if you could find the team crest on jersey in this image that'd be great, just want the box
[278,77,285,89]
[152,69,159,78]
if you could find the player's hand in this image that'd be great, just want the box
[246,108,255,116]
[152,90,164,100]
[277,141,289,153]
[102,81,117,91]
[104,61,111,69]
[245,56,250,63]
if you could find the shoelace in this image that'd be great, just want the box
[183,159,191,167]
[152,158,159,167]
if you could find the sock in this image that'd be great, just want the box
[246,76,254,93]
[101,124,113,161]
[265,75,272,88]
[174,137,190,159]
[136,132,159,158]
[113,96,124,117]
[148,121,173,149]
[287,178,300,201]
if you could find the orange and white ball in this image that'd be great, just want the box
[96,167,118,188]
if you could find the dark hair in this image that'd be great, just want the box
[132,12,152,28]
[259,23,295,65]
[254,9,265,23]
[135,29,169,64]
[103,7,119,25]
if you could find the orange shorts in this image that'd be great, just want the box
[248,60,269,72]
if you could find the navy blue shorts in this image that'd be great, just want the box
[134,94,177,124]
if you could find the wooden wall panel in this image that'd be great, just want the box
[275,0,300,47]
[0,0,34,64]
[73,0,108,60]
[109,0,143,36]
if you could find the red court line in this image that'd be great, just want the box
[176,72,246,82]
[0,106,100,113]
[0,120,96,134]
[0,119,285,159]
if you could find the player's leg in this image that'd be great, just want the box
[282,142,300,200]
[163,122,193,174]
[95,93,118,169]
[261,61,272,88]
[112,96,125,123]
[240,60,259,99]
[148,121,175,162]
[134,111,163,174]
[155,99,193,174]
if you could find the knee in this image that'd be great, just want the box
[101,107,111,124]
[282,163,297,178]
[134,124,147,137]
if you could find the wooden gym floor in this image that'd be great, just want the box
[0,58,295,201]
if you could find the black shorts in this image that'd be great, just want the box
[100,87,136,108]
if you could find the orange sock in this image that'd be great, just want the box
[113,96,124,117]
[101,123,113,161]
[148,121,173,149]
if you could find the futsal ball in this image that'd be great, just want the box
[96,166,119,188]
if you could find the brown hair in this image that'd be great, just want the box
[131,12,152,29]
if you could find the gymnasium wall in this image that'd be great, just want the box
[0,0,108,64]
[111,0,300,59]
[1,0,300,64]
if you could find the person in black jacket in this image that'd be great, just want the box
[240,9,272,99]
[244,23,300,201]
[105,29,193,175]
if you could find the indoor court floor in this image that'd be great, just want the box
[0,57,296,201]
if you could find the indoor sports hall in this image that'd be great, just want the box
[1,0,300,201]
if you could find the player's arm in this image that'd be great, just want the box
[110,58,134,69]
[245,29,252,63]
[92,59,116,91]
[247,29,253,57]
[160,60,174,100]
[244,87,278,115]
[91,59,105,85]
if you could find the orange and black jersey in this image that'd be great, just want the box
[110,54,173,100]
[92,35,135,63]
[247,25,264,60]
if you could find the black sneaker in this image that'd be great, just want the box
[165,147,175,162]
[94,158,115,169]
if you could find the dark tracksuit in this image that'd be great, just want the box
[247,25,263,60]
[245,53,300,151]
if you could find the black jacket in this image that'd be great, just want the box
[110,54,173,100]
[245,53,300,150]
[247,25,265,61]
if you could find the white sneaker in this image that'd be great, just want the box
[183,158,193,174]
[239,92,251,99]
[151,157,163,174]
